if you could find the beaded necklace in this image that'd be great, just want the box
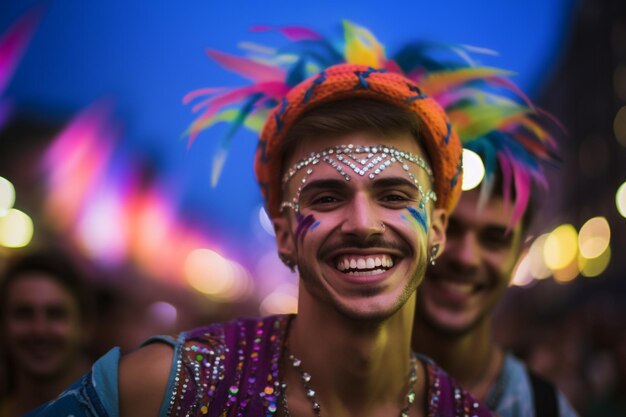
[281,351,419,417]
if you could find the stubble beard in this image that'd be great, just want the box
[296,252,427,324]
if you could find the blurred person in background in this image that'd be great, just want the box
[412,129,579,414]
[0,249,94,417]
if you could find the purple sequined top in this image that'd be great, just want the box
[148,315,493,417]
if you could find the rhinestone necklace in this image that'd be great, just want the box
[281,351,419,417]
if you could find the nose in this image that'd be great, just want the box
[449,232,481,272]
[340,193,384,240]
[32,311,51,334]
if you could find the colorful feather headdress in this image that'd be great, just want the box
[184,21,560,225]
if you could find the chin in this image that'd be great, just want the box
[418,301,487,339]
[330,281,418,324]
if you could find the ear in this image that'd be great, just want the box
[428,207,448,257]
[272,215,296,263]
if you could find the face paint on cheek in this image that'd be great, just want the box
[403,206,429,234]
[295,213,319,243]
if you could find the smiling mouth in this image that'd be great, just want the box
[431,277,488,296]
[335,254,395,275]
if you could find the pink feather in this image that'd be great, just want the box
[0,6,42,92]
[206,49,286,83]
[250,25,321,41]
[510,160,530,227]
[497,152,513,214]
[187,82,289,145]
[182,87,228,104]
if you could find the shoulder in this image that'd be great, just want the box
[118,315,291,417]
[497,353,579,417]
[117,322,232,417]
[119,342,174,417]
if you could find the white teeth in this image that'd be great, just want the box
[335,255,394,272]
[347,268,385,276]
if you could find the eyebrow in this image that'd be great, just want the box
[370,176,420,190]
[299,179,350,195]
[299,176,420,196]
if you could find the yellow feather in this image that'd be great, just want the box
[342,20,385,67]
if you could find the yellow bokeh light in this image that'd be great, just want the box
[617,182,626,218]
[461,149,485,191]
[578,216,610,259]
[579,245,611,278]
[0,177,16,216]
[0,208,34,248]
[259,284,299,315]
[184,249,235,296]
[212,261,253,302]
[543,224,578,270]
[553,257,579,283]
[528,234,552,279]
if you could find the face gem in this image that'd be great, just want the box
[280,144,436,216]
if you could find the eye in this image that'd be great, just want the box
[381,194,408,202]
[311,195,339,205]
[305,194,344,211]
[379,192,414,208]
[11,305,34,321]
[479,228,513,250]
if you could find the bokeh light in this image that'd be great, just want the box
[617,181,626,218]
[511,253,535,287]
[543,224,578,271]
[259,283,298,315]
[0,208,34,248]
[77,190,127,265]
[213,261,253,302]
[553,257,579,283]
[184,248,235,297]
[614,105,626,147]
[528,234,552,280]
[147,301,178,327]
[579,245,611,278]
[578,216,610,259]
[258,206,275,236]
[0,176,16,216]
[461,149,485,191]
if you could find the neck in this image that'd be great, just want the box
[412,316,502,402]
[286,291,423,415]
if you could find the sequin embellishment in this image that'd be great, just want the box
[280,144,436,214]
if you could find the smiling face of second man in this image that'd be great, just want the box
[274,131,447,322]
[416,188,524,336]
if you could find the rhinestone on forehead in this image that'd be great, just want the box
[280,144,437,214]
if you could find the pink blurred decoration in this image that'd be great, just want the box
[41,102,219,285]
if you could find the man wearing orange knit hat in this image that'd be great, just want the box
[27,22,510,417]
